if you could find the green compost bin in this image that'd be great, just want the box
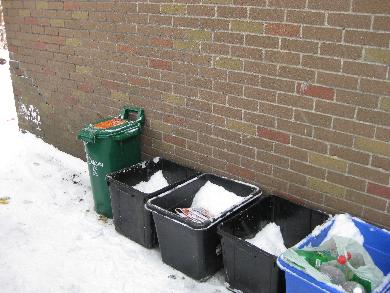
[78,106,145,218]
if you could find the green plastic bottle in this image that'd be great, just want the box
[294,249,337,268]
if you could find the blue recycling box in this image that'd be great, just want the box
[277,216,390,293]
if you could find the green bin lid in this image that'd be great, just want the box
[77,106,144,143]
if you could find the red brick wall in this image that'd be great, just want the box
[3,0,390,227]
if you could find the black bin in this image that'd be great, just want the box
[146,173,261,281]
[217,195,329,293]
[106,158,199,248]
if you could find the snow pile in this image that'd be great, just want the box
[0,49,228,293]
[133,170,169,193]
[246,223,287,256]
[322,214,364,245]
[191,181,244,217]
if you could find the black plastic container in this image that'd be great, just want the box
[106,158,199,248]
[217,195,329,293]
[146,173,261,281]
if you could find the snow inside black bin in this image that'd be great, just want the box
[106,158,199,248]
[146,173,261,281]
[217,195,329,293]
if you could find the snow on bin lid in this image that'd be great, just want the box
[94,118,127,129]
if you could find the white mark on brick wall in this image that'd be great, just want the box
[18,103,42,131]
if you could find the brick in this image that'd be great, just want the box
[268,0,306,8]
[320,43,362,60]
[265,50,300,66]
[36,1,48,10]
[345,189,387,211]
[245,35,279,49]
[364,48,390,64]
[243,111,275,128]
[309,153,348,173]
[342,61,387,79]
[302,55,341,72]
[355,137,390,157]
[336,89,378,109]
[149,59,172,71]
[329,145,370,165]
[344,30,390,48]
[315,100,355,119]
[65,38,81,46]
[308,0,351,11]
[327,13,371,29]
[244,61,277,76]
[288,184,325,204]
[333,118,375,138]
[260,76,295,92]
[274,167,307,186]
[215,32,244,45]
[231,21,263,34]
[257,149,289,168]
[277,119,313,137]
[249,8,284,22]
[362,209,390,229]
[226,119,256,135]
[308,178,346,198]
[162,94,186,106]
[228,71,259,86]
[291,136,328,154]
[187,5,215,17]
[361,79,390,96]
[217,6,247,19]
[215,57,242,71]
[163,134,186,148]
[380,98,390,112]
[256,173,288,192]
[297,83,335,100]
[373,16,390,32]
[275,144,308,162]
[286,10,325,25]
[242,135,274,152]
[76,65,92,75]
[349,164,389,185]
[372,156,390,172]
[375,127,390,143]
[356,108,390,127]
[318,72,359,91]
[231,46,263,61]
[265,23,301,37]
[257,127,290,144]
[367,183,390,199]
[241,157,272,175]
[314,128,353,147]
[185,30,213,41]
[258,101,293,119]
[213,104,242,120]
[353,0,390,14]
[72,11,88,20]
[327,171,366,192]
[277,93,314,110]
[278,66,315,82]
[303,26,342,42]
[324,196,363,216]
[161,4,186,15]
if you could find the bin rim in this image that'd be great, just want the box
[77,106,144,143]
[217,195,331,260]
[106,157,201,200]
[145,173,262,231]
[276,215,390,293]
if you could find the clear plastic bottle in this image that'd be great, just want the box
[319,264,346,285]
[342,281,366,293]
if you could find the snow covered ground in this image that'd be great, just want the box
[0,49,228,293]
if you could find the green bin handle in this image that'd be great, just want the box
[112,125,141,141]
[120,106,145,126]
